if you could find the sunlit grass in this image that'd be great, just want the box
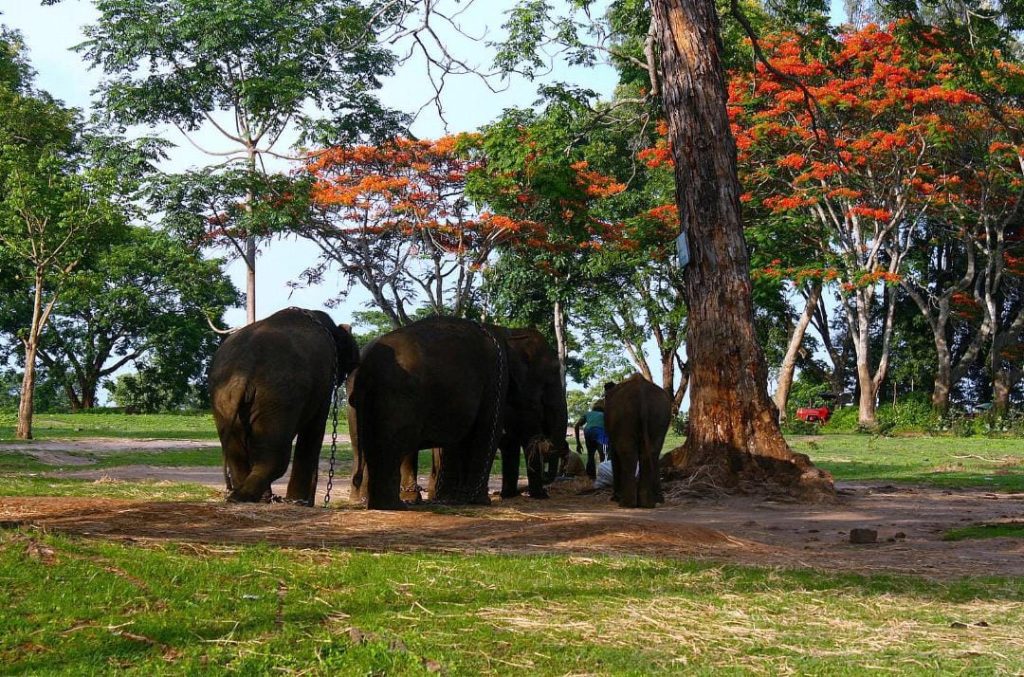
[0,531,1021,675]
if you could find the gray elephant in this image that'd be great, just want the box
[209,307,359,505]
[401,327,570,502]
[348,317,568,510]
[604,374,672,508]
[497,327,570,499]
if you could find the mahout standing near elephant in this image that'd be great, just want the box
[209,308,360,505]
[348,317,569,509]
[604,374,672,508]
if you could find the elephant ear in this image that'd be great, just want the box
[332,323,360,381]
[504,336,532,404]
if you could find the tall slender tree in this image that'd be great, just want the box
[78,0,400,324]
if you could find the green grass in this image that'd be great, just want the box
[1,531,1022,675]
[0,476,220,500]
[0,411,221,440]
[944,523,1024,541]
[789,435,1024,491]
[0,410,353,441]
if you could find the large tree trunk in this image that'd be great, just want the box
[931,332,952,415]
[774,282,822,422]
[651,0,832,498]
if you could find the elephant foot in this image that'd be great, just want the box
[499,488,522,499]
[526,488,549,499]
[400,484,423,505]
[226,487,272,503]
[367,497,408,511]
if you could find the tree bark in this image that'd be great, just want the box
[553,298,568,390]
[245,234,257,325]
[774,281,822,422]
[16,274,46,440]
[651,0,832,498]
[16,342,37,440]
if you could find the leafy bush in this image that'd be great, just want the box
[821,405,859,432]
[781,418,820,435]
[877,392,939,431]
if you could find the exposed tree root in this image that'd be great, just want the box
[661,445,836,503]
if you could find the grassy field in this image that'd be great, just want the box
[3,423,1024,673]
[0,411,223,440]
[2,530,1023,675]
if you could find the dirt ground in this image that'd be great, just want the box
[2,440,1023,579]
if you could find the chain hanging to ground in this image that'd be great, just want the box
[324,382,341,508]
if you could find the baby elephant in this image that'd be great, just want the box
[604,374,673,508]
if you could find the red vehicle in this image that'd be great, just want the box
[795,400,832,423]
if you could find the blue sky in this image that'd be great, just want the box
[4,1,620,330]
[4,0,846,397]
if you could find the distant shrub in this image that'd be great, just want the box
[781,418,819,435]
[877,392,938,432]
[821,406,859,433]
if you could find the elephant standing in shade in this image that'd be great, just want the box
[496,327,570,500]
[402,326,570,502]
[209,308,359,505]
[348,317,568,510]
[604,374,672,508]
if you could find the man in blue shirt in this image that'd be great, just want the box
[574,399,607,479]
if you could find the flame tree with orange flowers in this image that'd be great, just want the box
[466,105,627,388]
[729,23,1024,422]
[300,135,505,327]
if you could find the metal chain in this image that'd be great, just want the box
[288,308,344,509]
[473,322,505,502]
[324,382,341,507]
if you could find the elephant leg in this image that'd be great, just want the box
[347,405,368,503]
[524,442,549,499]
[285,408,329,506]
[227,433,293,503]
[499,434,522,499]
[617,448,640,508]
[432,445,464,503]
[543,455,559,485]
[426,448,443,500]
[455,421,499,505]
[637,450,659,509]
[610,448,622,504]
[365,425,413,511]
[219,426,251,494]
[400,450,422,504]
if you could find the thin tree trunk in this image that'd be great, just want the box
[774,282,822,422]
[553,298,568,390]
[931,331,952,415]
[245,234,256,325]
[16,275,45,440]
[651,0,832,498]
[16,343,37,440]
[245,147,258,325]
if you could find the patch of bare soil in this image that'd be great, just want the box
[3,475,1024,579]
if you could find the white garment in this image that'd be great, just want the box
[594,459,614,489]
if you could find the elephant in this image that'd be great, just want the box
[209,307,359,505]
[604,374,673,508]
[347,317,568,510]
[496,326,570,500]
